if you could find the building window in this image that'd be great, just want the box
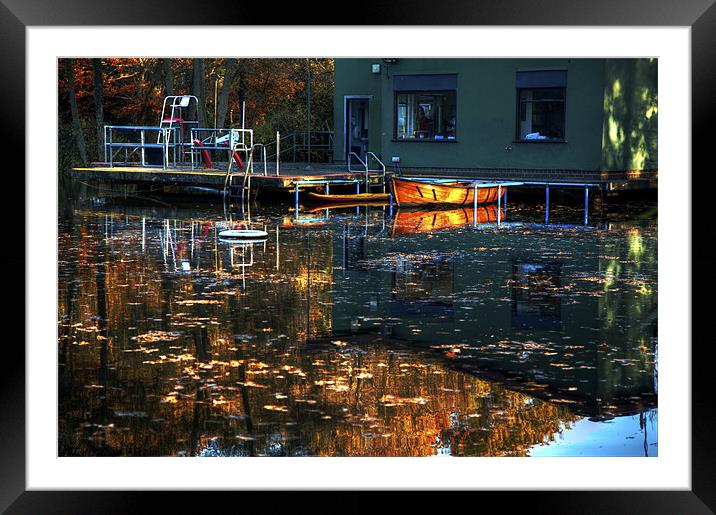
[516,70,567,142]
[396,91,457,140]
[517,88,565,141]
[393,74,458,141]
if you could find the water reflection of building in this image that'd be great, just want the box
[511,261,562,331]
[390,254,454,318]
[329,208,658,419]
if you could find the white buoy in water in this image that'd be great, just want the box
[219,238,267,245]
[219,229,269,239]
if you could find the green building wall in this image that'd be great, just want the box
[333,58,657,178]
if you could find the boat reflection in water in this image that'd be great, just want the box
[392,204,503,236]
[58,200,657,457]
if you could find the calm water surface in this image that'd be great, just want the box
[58,197,657,457]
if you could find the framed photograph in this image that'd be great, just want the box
[4,0,713,512]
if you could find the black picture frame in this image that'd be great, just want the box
[3,0,712,512]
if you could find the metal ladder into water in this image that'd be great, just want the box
[223,144,258,199]
[348,151,387,192]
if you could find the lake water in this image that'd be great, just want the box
[58,195,657,457]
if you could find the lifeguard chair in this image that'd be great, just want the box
[158,95,199,162]
[157,94,253,171]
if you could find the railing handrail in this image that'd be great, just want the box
[348,151,366,173]
[250,143,268,176]
[104,124,182,169]
[366,151,386,192]
[104,124,174,131]
[190,127,253,146]
[366,151,385,172]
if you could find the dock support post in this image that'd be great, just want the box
[584,186,589,225]
[276,227,280,271]
[326,183,330,195]
[276,131,281,176]
[497,185,502,225]
[295,183,299,218]
[140,129,145,166]
[545,185,550,224]
[473,184,478,227]
[356,181,360,195]
[389,192,393,217]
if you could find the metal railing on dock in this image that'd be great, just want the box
[349,151,387,191]
[527,181,601,226]
[189,128,254,170]
[261,131,334,166]
[104,125,182,169]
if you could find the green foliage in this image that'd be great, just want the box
[601,58,658,171]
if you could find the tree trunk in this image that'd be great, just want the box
[136,60,163,126]
[191,59,208,127]
[236,59,247,126]
[92,59,105,161]
[216,59,239,129]
[65,59,88,164]
[163,58,174,96]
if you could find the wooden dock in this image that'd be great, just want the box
[70,163,384,193]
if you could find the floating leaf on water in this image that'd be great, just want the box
[175,299,221,305]
[263,405,288,412]
[132,331,183,343]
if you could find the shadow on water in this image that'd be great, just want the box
[57,188,657,457]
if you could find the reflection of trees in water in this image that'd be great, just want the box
[57,212,652,457]
[58,215,336,456]
[298,346,579,457]
[58,214,579,457]
[596,223,658,403]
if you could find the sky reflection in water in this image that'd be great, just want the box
[58,199,657,457]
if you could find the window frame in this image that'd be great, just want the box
[515,86,567,143]
[393,89,458,142]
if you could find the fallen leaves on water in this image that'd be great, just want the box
[161,393,179,404]
[132,330,183,343]
[237,381,267,388]
[175,299,222,306]
[263,404,288,412]
[379,394,430,406]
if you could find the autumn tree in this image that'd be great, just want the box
[191,58,208,128]
[92,59,105,161]
[59,57,335,166]
[65,59,88,164]
[216,58,239,130]
[162,58,174,97]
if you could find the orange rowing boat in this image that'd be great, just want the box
[306,201,389,213]
[391,177,504,207]
[306,191,390,203]
[392,205,502,236]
